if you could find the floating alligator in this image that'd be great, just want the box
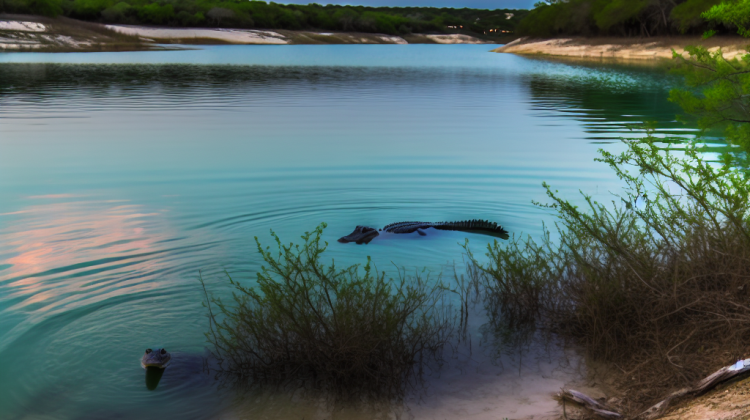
[338,220,509,244]
[140,347,213,391]
[142,348,171,369]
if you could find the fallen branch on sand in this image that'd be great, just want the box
[559,358,750,419]
[558,389,622,418]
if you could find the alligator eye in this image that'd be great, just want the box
[145,349,152,354]
[160,349,167,355]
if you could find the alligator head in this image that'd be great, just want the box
[337,225,380,244]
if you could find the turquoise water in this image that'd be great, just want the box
[0,45,695,419]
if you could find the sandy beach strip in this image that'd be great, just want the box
[425,33,490,44]
[494,36,750,60]
[106,24,288,44]
[0,21,46,32]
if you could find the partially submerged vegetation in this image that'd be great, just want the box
[200,224,456,401]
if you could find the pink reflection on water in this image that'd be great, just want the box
[0,198,173,316]
[25,194,82,199]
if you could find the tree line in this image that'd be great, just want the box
[0,0,528,37]
[516,0,734,37]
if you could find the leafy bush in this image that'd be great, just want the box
[471,134,750,410]
[703,0,750,36]
[201,223,455,401]
[670,46,750,163]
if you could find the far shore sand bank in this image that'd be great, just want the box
[494,36,750,61]
[0,15,497,52]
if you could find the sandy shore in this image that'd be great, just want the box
[424,33,490,44]
[0,16,493,51]
[104,25,496,45]
[494,36,750,61]
[660,375,750,420]
[0,15,153,51]
[106,24,288,44]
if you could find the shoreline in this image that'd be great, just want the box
[104,24,494,46]
[494,36,750,61]
[0,15,499,52]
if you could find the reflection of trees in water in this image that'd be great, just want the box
[0,63,483,98]
[0,62,705,149]
[524,70,733,156]
[524,69,701,142]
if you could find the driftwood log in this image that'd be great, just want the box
[558,358,750,419]
[558,389,623,418]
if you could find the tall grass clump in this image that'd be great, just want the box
[200,223,454,401]
[470,134,750,409]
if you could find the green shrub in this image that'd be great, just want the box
[471,134,750,410]
[669,46,750,162]
[703,0,750,36]
[201,223,454,401]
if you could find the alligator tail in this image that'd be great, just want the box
[382,219,508,238]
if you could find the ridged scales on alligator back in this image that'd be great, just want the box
[382,220,508,238]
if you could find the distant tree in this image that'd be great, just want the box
[138,3,174,24]
[274,7,301,30]
[515,0,742,37]
[101,2,131,22]
[670,0,722,33]
[30,0,62,16]
[702,0,750,36]
[193,11,205,24]
[3,0,529,36]
[594,0,649,35]
[332,7,358,31]
[72,0,111,19]
[206,7,235,26]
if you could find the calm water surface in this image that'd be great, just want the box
[0,45,695,419]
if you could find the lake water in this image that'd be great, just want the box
[0,45,696,420]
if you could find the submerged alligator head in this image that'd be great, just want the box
[338,219,509,244]
[141,348,171,369]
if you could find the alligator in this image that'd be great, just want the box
[338,220,508,244]
[142,348,171,369]
[140,347,214,391]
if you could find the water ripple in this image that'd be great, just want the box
[0,46,708,420]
